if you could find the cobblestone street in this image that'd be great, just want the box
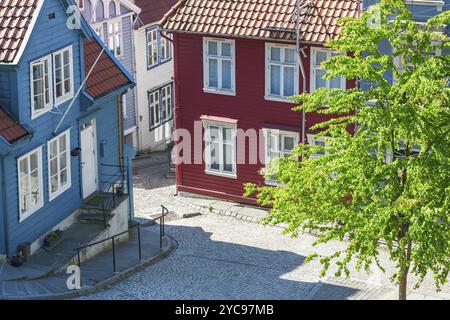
[80,153,449,300]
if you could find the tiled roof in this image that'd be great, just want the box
[0,106,28,143]
[134,0,179,26]
[0,0,41,63]
[84,39,132,99]
[161,0,360,43]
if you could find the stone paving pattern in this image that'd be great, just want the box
[79,153,449,300]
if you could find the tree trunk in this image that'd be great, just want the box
[398,239,412,300]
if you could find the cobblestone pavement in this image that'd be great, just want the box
[79,153,449,300]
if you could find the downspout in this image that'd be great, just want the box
[1,156,10,257]
[296,0,307,157]
[173,33,183,195]
[131,14,141,152]
[118,95,124,171]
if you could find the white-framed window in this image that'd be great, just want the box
[307,134,328,159]
[160,34,172,63]
[393,44,442,83]
[204,121,237,178]
[18,146,44,222]
[53,46,74,105]
[47,129,71,201]
[146,28,172,68]
[108,19,122,57]
[265,44,299,101]
[149,83,173,129]
[263,129,299,185]
[93,23,104,42]
[310,47,346,92]
[161,85,172,122]
[147,28,158,68]
[203,38,236,95]
[30,45,74,119]
[30,56,53,119]
[149,90,160,129]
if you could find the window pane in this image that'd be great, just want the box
[221,42,231,57]
[270,65,281,95]
[330,76,342,89]
[223,144,233,172]
[50,158,58,176]
[208,41,218,55]
[20,159,28,176]
[270,47,281,62]
[51,175,58,193]
[315,69,327,89]
[283,66,295,97]
[223,127,232,142]
[316,51,327,65]
[285,48,295,63]
[210,142,220,170]
[283,136,294,151]
[50,141,58,158]
[222,60,232,89]
[30,152,38,171]
[208,59,218,88]
[209,126,219,140]
[60,168,68,186]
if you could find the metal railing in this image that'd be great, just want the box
[74,205,169,275]
[98,163,129,227]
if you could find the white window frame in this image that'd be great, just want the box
[160,33,172,63]
[47,129,72,201]
[53,46,75,106]
[265,43,299,102]
[149,90,160,129]
[161,84,173,122]
[147,28,159,68]
[307,134,329,159]
[203,38,236,96]
[310,47,346,93]
[393,42,442,84]
[107,18,122,57]
[18,146,44,222]
[203,121,237,179]
[93,22,105,42]
[30,55,53,119]
[122,93,127,119]
[263,129,299,185]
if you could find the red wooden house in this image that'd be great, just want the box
[161,0,360,204]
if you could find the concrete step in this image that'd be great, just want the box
[77,213,113,224]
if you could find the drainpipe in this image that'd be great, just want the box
[1,156,10,257]
[131,14,141,152]
[296,0,307,156]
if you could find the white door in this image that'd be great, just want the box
[81,121,98,199]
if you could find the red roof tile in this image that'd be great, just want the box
[84,39,132,99]
[0,106,28,143]
[134,0,179,26]
[0,0,40,63]
[161,0,360,43]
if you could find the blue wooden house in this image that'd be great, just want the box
[0,0,135,260]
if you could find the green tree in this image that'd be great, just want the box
[245,0,449,300]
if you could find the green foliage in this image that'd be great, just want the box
[245,0,449,290]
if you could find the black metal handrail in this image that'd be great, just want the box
[74,205,170,276]
[98,163,129,227]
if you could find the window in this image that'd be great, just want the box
[204,122,237,177]
[94,23,104,41]
[307,134,328,159]
[30,45,74,119]
[265,44,298,101]
[53,46,74,105]
[263,129,298,184]
[18,147,43,221]
[149,83,173,129]
[108,20,122,57]
[109,1,116,17]
[147,28,158,67]
[48,130,71,201]
[30,56,52,118]
[146,28,172,68]
[95,0,105,21]
[203,38,235,94]
[311,48,345,92]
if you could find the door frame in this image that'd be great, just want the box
[80,119,98,199]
